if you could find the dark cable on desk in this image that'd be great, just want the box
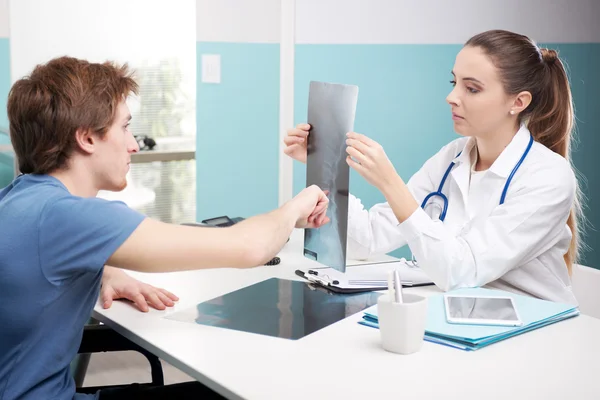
[264,257,281,266]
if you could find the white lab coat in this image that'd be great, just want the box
[347,124,578,305]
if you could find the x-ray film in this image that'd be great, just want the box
[304,81,359,272]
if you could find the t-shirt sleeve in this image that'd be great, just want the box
[38,196,146,284]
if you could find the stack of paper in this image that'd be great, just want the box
[359,287,580,351]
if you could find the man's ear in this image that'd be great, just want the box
[510,90,533,115]
[74,128,97,155]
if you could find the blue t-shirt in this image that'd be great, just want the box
[0,174,145,400]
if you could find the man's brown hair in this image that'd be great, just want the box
[7,56,138,174]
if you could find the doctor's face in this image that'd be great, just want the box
[446,46,514,138]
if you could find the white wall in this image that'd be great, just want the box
[9,0,195,83]
[196,0,280,43]
[593,1,600,40]
[296,0,600,44]
[195,0,291,204]
[0,0,8,38]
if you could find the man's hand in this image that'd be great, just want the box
[101,266,179,312]
[288,185,330,229]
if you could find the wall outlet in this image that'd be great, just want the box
[201,54,221,84]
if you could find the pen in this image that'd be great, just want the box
[387,271,395,302]
[393,270,403,304]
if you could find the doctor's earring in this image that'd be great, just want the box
[510,110,515,115]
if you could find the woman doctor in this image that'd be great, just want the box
[284,30,582,305]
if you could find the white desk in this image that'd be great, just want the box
[93,230,600,399]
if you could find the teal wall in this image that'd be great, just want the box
[549,43,600,268]
[293,43,599,266]
[0,37,13,188]
[196,42,280,221]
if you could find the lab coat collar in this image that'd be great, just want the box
[489,124,532,178]
[453,137,477,166]
[452,124,532,178]
[449,141,474,206]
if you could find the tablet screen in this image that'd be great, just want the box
[166,278,382,340]
[446,296,519,321]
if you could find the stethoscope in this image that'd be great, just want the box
[407,134,534,267]
[421,134,534,222]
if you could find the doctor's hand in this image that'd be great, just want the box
[101,266,179,312]
[283,123,310,164]
[346,132,400,192]
[288,185,331,229]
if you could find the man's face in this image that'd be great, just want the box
[94,101,139,192]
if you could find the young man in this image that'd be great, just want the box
[0,56,330,400]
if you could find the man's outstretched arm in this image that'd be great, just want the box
[107,185,330,273]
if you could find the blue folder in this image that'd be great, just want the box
[359,287,580,351]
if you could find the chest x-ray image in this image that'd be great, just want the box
[304,81,359,273]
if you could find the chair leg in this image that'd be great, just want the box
[72,317,101,387]
[142,350,164,386]
[76,323,165,387]
[72,353,92,387]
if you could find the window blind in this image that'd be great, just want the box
[8,0,198,222]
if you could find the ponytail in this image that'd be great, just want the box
[527,48,581,274]
[466,30,585,275]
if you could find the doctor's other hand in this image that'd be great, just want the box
[346,132,400,192]
[288,185,330,229]
[283,123,310,164]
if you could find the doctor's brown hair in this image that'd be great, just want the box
[466,29,582,274]
[7,56,138,175]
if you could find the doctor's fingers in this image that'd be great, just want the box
[346,138,373,156]
[346,146,371,166]
[283,144,302,155]
[287,127,310,138]
[283,135,305,146]
[346,156,368,176]
[347,131,379,148]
